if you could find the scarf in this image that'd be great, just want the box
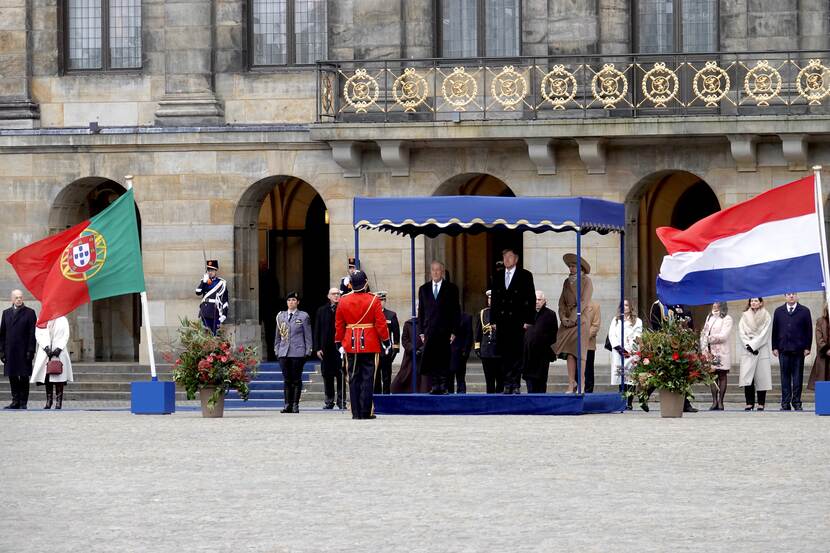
[742,307,770,335]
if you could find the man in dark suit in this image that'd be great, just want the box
[0,289,37,409]
[417,261,460,395]
[448,312,473,393]
[522,291,559,393]
[314,287,342,409]
[490,248,536,394]
[772,292,812,411]
[374,291,401,395]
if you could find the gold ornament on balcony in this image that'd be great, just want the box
[640,62,679,108]
[743,60,782,106]
[393,68,430,112]
[591,64,628,109]
[441,67,478,111]
[343,68,380,113]
[692,61,730,107]
[321,74,334,115]
[540,65,578,109]
[796,59,830,105]
[490,66,527,111]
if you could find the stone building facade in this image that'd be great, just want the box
[1,0,830,365]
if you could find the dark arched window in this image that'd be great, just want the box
[439,0,520,58]
[635,0,717,53]
[250,0,327,66]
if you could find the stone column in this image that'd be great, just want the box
[353,0,402,59]
[719,0,748,52]
[522,0,548,56]
[548,0,598,54]
[155,0,223,126]
[599,0,630,54]
[0,0,39,128]
[799,0,830,50]
[403,0,433,58]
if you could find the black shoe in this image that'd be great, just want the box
[502,388,512,395]
[744,405,754,411]
[683,401,698,413]
[781,404,792,411]
[19,404,27,410]
[280,405,292,413]
[3,403,18,410]
[640,402,649,413]
[365,414,377,419]
[323,403,335,410]
[794,405,803,411]
[512,387,521,395]
[708,405,719,411]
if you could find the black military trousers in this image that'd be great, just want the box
[499,327,524,391]
[374,353,394,394]
[279,357,305,406]
[8,375,30,407]
[347,352,378,419]
[200,316,219,336]
[481,358,503,394]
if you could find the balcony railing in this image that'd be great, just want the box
[316,51,830,123]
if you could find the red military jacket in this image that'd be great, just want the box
[335,291,390,354]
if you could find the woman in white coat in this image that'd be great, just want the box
[700,302,734,411]
[738,298,772,411]
[608,299,643,409]
[30,316,73,409]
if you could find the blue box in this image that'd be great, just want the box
[131,381,176,415]
[816,381,830,416]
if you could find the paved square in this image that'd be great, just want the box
[1,408,828,552]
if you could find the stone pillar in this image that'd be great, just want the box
[0,0,39,128]
[548,0,598,54]
[522,0,548,56]
[747,0,798,51]
[799,0,830,50]
[598,0,630,54]
[719,0,748,52]
[329,0,355,60]
[353,0,402,59]
[155,0,223,126]
[403,0,433,58]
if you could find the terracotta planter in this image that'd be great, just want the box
[659,389,684,418]
[199,386,225,418]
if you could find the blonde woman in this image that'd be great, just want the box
[701,302,733,411]
[608,299,642,409]
[738,298,772,411]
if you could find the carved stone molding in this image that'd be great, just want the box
[576,138,606,175]
[331,141,362,178]
[377,140,410,177]
[728,134,758,172]
[780,134,808,171]
[525,138,556,175]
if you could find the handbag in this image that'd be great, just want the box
[46,359,63,375]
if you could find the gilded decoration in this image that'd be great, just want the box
[540,65,579,109]
[441,67,479,111]
[343,68,381,113]
[392,68,430,112]
[742,60,783,106]
[591,64,629,109]
[489,66,528,111]
[321,74,334,115]
[691,61,731,107]
[639,62,679,108]
[796,59,830,105]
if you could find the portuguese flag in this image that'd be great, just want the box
[7,189,145,326]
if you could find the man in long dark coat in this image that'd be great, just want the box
[490,248,536,394]
[314,287,343,409]
[417,261,460,395]
[0,290,37,409]
[522,291,559,393]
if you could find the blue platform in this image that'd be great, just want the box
[373,393,626,415]
[131,380,176,414]
[816,381,830,415]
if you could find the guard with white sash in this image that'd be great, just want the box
[334,270,391,420]
[196,260,228,335]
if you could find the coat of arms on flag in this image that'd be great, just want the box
[61,229,106,281]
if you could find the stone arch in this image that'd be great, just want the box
[234,176,329,359]
[49,177,142,361]
[625,170,721,326]
[429,173,520,315]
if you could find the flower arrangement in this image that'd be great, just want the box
[166,319,258,407]
[627,319,717,409]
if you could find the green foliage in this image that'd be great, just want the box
[627,319,717,408]
[167,319,259,407]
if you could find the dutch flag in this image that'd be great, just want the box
[656,172,828,305]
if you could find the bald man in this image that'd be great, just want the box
[0,290,37,409]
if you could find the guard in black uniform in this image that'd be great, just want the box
[339,257,357,295]
[374,291,400,394]
[475,290,502,394]
[195,260,228,335]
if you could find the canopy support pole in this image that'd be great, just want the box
[410,235,418,394]
[576,230,582,395]
[354,228,360,270]
[620,231,625,395]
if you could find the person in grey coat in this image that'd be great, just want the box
[274,292,312,413]
[0,290,37,409]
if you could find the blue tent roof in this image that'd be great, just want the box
[353,196,625,237]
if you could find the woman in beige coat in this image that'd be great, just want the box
[808,303,829,390]
[738,298,772,411]
[700,302,733,411]
[553,254,593,393]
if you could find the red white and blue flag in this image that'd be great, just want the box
[656,174,827,305]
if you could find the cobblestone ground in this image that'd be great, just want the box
[1,405,828,553]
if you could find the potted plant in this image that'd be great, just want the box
[627,319,717,417]
[168,319,258,418]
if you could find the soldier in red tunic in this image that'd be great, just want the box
[335,270,391,419]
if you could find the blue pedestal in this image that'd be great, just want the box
[815,381,830,416]
[131,381,176,414]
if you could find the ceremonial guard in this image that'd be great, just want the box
[195,260,228,335]
[339,257,357,295]
[475,290,502,394]
[335,271,390,419]
[374,291,401,395]
[275,292,312,413]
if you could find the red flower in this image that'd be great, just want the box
[238,346,244,353]
[688,369,701,381]
[672,352,680,361]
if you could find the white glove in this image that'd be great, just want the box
[202,272,209,283]
[339,346,346,359]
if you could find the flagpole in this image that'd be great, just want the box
[125,175,158,381]
[813,166,830,310]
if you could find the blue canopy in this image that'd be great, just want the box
[353,196,625,237]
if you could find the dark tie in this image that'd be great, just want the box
[433,283,438,299]
[289,312,294,322]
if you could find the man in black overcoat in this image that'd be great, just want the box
[417,261,460,394]
[448,311,473,393]
[0,290,37,409]
[490,248,536,394]
[521,291,559,393]
[772,292,813,411]
[314,287,343,409]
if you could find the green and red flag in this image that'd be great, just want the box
[7,189,145,326]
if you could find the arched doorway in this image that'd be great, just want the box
[430,174,522,317]
[234,176,329,360]
[627,171,720,328]
[49,177,142,361]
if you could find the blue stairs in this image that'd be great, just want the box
[224,361,319,409]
